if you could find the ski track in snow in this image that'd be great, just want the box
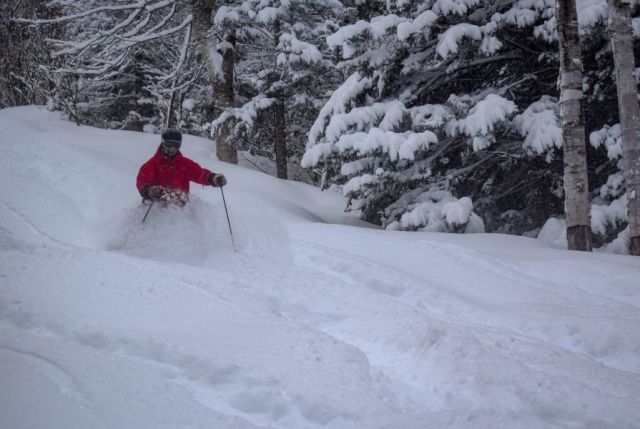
[1,273,346,429]
[0,346,86,403]
[1,107,640,429]
[233,235,640,426]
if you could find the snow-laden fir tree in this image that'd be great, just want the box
[302,0,565,233]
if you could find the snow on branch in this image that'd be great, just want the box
[303,84,442,170]
[587,122,627,249]
[214,6,242,25]
[491,0,554,28]
[409,104,454,129]
[490,0,605,40]
[53,51,130,76]
[433,0,480,16]
[577,0,608,28]
[326,14,415,59]
[306,72,373,150]
[326,20,371,58]
[396,10,439,41]
[256,7,286,24]
[369,15,407,39]
[51,7,146,56]
[436,23,482,58]
[335,128,438,162]
[16,1,150,24]
[534,18,557,42]
[598,172,625,200]
[343,173,378,196]
[448,93,517,151]
[324,103,389,144]
[120,14,192,46]
[386,188,484,233]
[490,0,557,42]
[25,0,191,81]
[513,95,562,155]
[156,22,192,83]
[210,96,276,136]
[590,124,623,160]
[277,33,323,66]
[592,195,627,236]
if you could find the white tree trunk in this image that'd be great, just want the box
[556,0,593,251]
[191,0,237,164]
[608,0,640,255]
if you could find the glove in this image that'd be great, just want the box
[209,173,227,187]
[144,185,164,200]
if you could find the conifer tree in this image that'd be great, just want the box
[303,0,563,232]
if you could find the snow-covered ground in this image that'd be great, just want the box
[1,106,639,429]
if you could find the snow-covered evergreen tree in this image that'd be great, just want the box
[302,0,564,232]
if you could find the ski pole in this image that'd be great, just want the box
[142,200,154,223]
[220,187,236,252]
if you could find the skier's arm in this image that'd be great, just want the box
[185,158,215,186]
[137,160,157,197]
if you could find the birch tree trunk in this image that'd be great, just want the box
[607,0,640,255]
[556,0,593,251]
[191,0,237,164]
[273,19,287,179]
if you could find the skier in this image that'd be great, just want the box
[137,129,227,205]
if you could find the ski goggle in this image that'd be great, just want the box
[161,138,181,149]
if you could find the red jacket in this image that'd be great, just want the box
[137,147,215,196]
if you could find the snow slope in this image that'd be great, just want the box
[1,106,639,429]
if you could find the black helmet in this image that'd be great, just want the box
[161,129,182,148]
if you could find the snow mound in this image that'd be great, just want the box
[537,217,568,247]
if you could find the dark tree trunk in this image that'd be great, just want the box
[274,98,287,179]
[215,28,237,164]
[273,19,287,179]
